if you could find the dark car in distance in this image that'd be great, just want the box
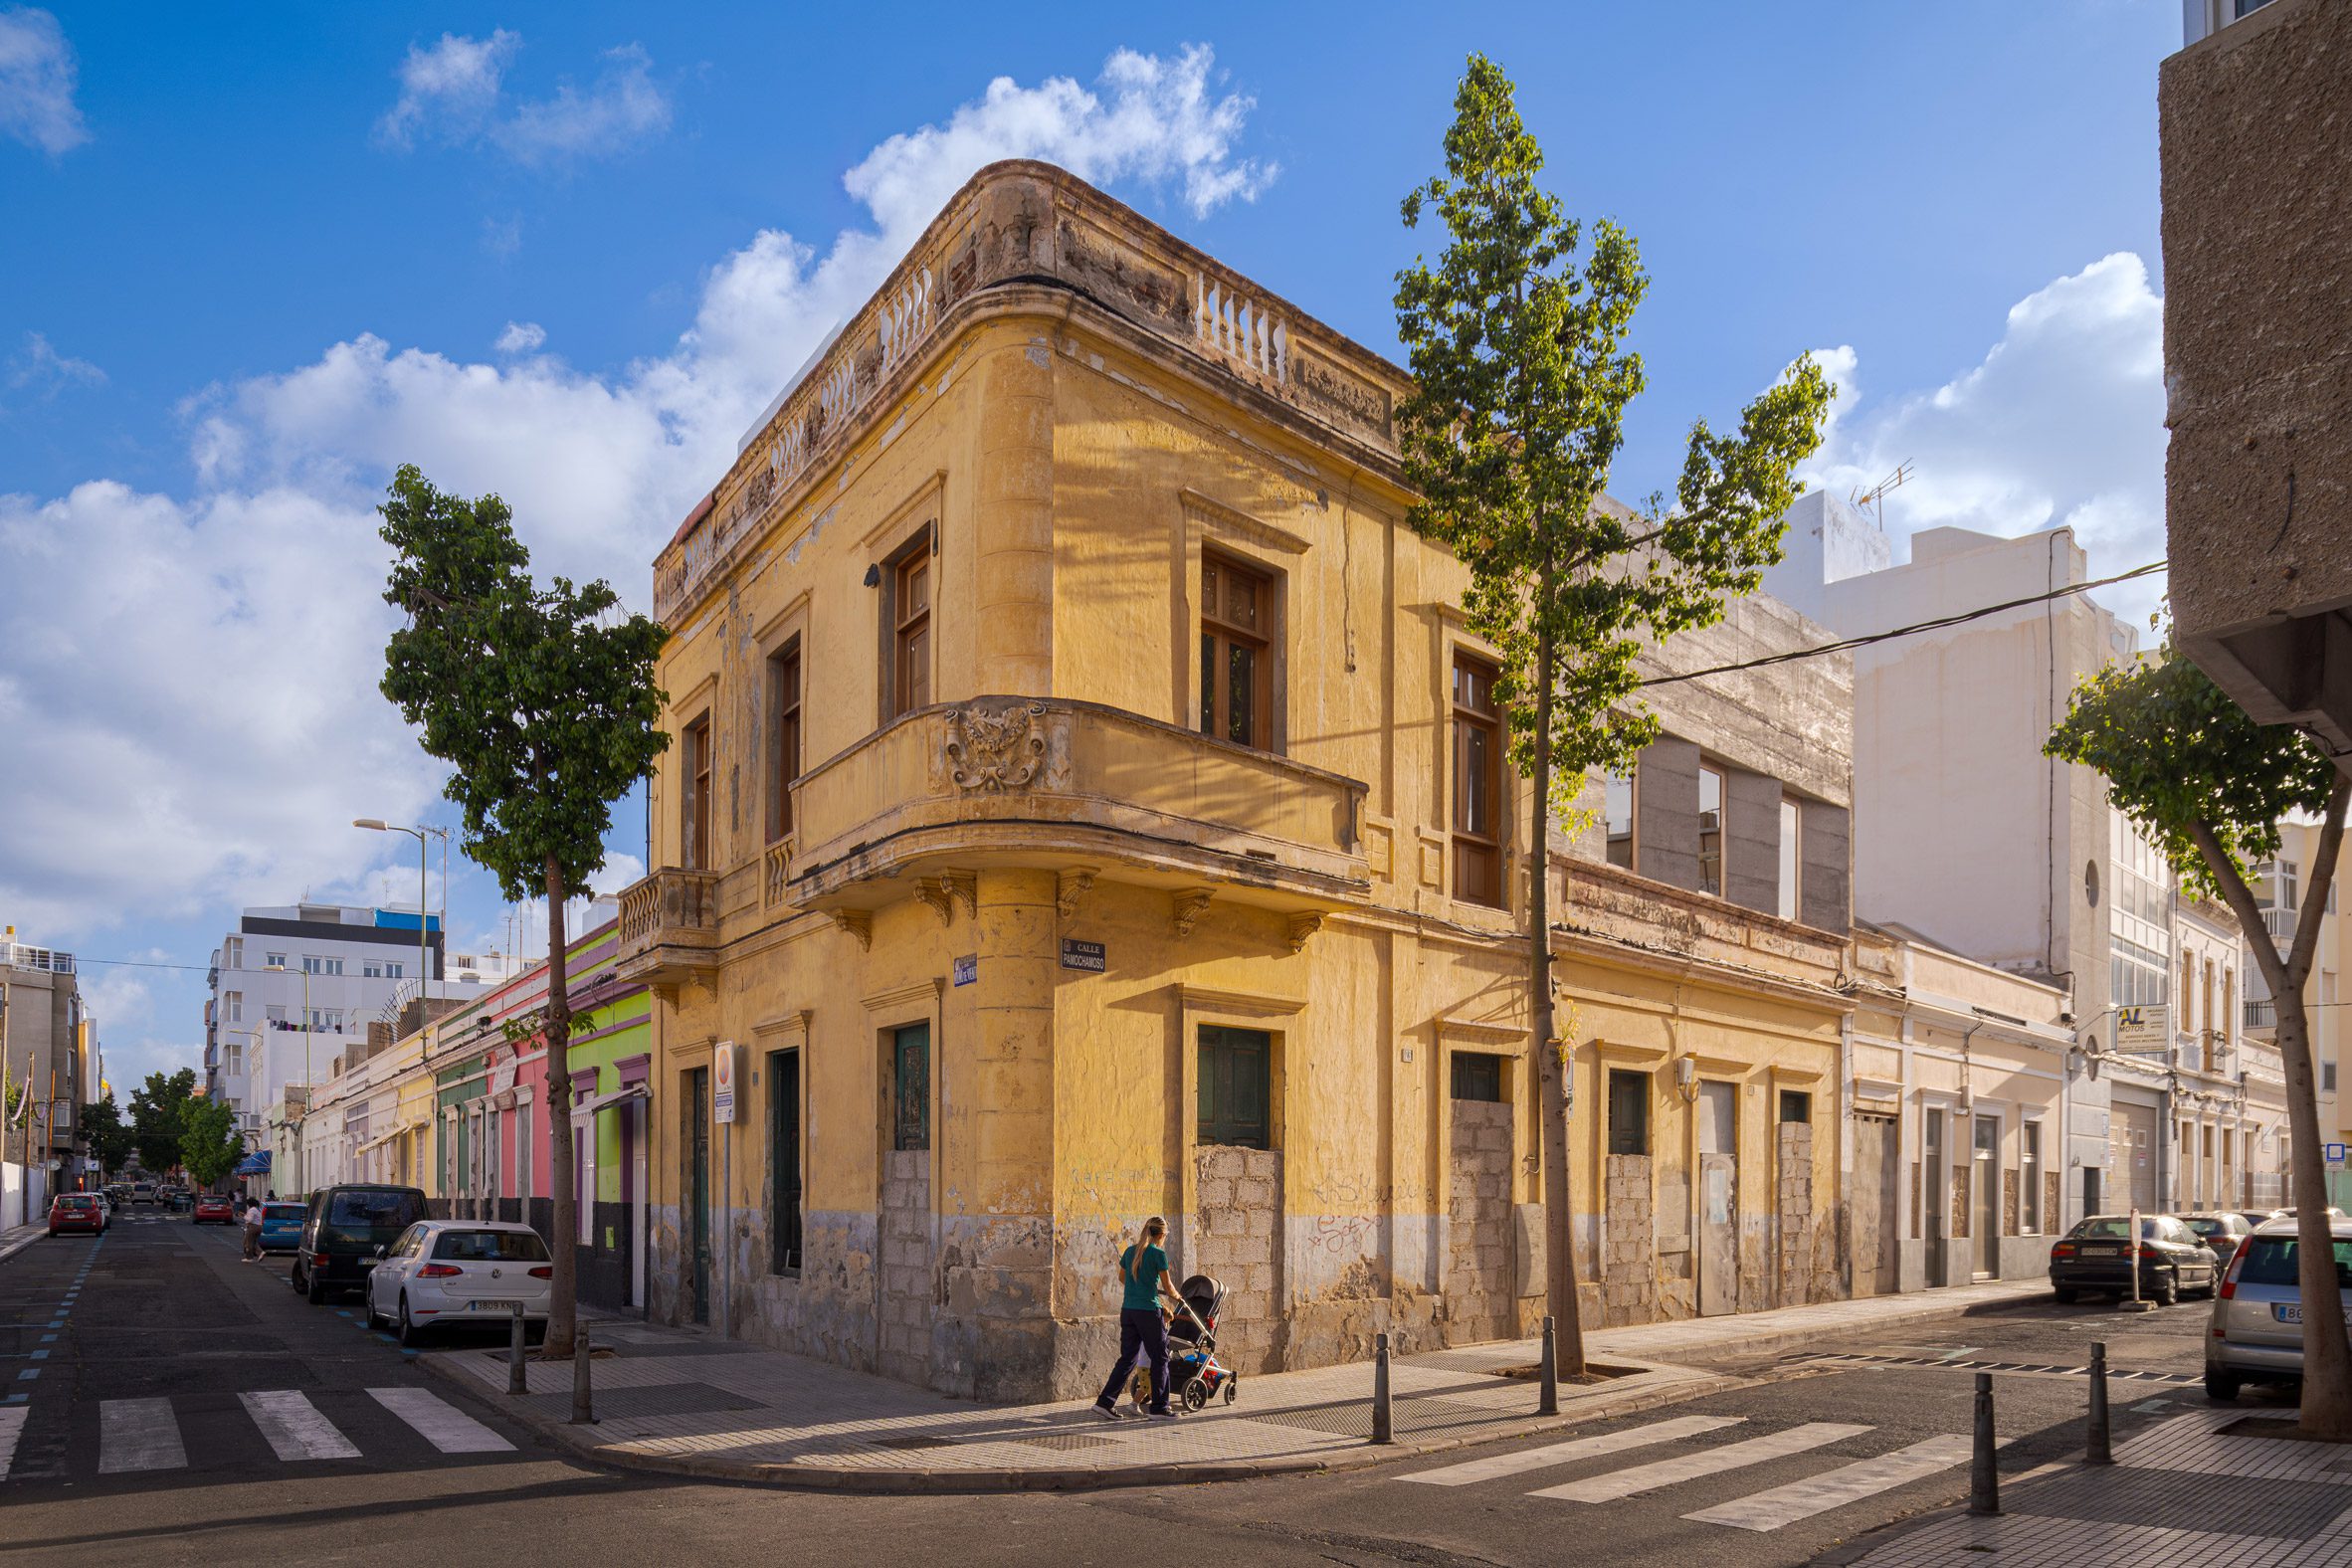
[2181,1211,2264,1266]
[293,1185,428,1303]
[2050,1214,2220,1305]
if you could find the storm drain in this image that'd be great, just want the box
[870,1434,960,1451]
[1007,1433,1117,1453]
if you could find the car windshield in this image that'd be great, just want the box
[328,1190,422,1230]
[2071,1218,2156,1241]
[2239,1238,2352,1288]
[2186,1219,2231,1239]
[431,1230,550,1263]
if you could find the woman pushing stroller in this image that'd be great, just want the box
[1092,1215,1184,1421]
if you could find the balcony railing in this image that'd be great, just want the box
[4,943,74,974]
[789,696,1370,912]
[2258,905,2298,943]
[2245,999,2277,1031]
[614,867,722,988]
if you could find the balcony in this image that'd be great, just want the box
[614,867,721,989]
[788,696,1370,915]
[2258,905,2298,944]
[2246,998,2277,1031]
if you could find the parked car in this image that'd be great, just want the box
[103,1184,129,1207]
[363,1221,553,1346]
[129,1182,157,1206]
[2206,1213,2352,1401]
[2049,1213,2220,1305]
[47,1193,106,1237]
[258,1201,306,1254]
[192,1194,233,1225]
[2181,1212,2264,1265]
[293,1185,429,1303]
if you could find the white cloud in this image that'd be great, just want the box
[0,6,86,154]
[5,46,1274,944]
[375,31,669,165]
[1799,253,2168,623]
[494,320,546,354]
[5,330,104,399]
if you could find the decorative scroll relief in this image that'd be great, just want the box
[1195,277,1287,383]
[942,700,1052,793]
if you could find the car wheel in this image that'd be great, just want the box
[2053,1285,2079,1304]
[398,1295,425,1349]
[2205,1368,2242,1403]
[2155,1269,2180,1308]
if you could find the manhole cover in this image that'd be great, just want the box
[1010,1433,1116,1452]
[872,1435,959,1451]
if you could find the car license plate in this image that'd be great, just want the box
[471,1299,523,1312]
[2277,1303,2304,1324]
[2084,1245,2120,1256]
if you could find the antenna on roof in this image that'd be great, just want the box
[1850,461,1912,529]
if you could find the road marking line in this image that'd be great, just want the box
[99,1398,187,1472]
[367,1388,513,1454]
[1531,1423,1873,1503]
[0,1406,25,1480]
[1683,1434,1972,1531]
[1398,1416,1747,1486]
[241,1391,361,1462]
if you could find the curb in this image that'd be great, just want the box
[1585,1284,2052,1370]
[417,1347,1748,1494]
[0,1230,46,1267]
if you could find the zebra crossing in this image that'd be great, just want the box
[0,1387,512,1482]
[1397,1414,1979,1532]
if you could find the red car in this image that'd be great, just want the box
[48,1193,106,1237]
[193,1194,234,1225]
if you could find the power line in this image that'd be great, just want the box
[1639,559,2169,688]
[62,958,210,973]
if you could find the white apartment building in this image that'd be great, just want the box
[2245,824,2349,1207]
[203,903,509,1148]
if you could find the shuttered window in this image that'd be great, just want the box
[1198,1026,1272,1148]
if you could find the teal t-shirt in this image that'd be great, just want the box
[1120,1243,1168,1311]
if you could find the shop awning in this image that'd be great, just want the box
[571,1081,650,1121]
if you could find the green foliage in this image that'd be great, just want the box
[378,465,671,904]
[127,1069,198,1173]
[79,1095,134,1172]
[177,1094,242,1189]
[2045,649,2340,902]
[1394,54,1832,798]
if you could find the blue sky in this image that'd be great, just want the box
[1,1,2181,1092]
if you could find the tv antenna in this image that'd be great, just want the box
[1850,461,1913,529]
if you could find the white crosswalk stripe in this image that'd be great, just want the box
[1682,1434,1972,1531]
[1530,1421,1872,1503]
[240,1390,361,1462]
[368,1388,514,1454]
[98,1398,187,1473]
[1399,1415,1746,1486]
[0,1407,26,1480]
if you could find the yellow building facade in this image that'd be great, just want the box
[620,161,1859,1399]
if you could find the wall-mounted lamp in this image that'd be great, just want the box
[1673,1056,1697,1102]
[862,563,882,588]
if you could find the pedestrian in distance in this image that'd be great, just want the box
[1092,1215,1185,1422]
[240,1194,264,1262]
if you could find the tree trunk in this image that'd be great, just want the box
[541,857,581,1380]
[1531,610,1587,1373]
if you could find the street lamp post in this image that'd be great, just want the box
[354,820,445,1013]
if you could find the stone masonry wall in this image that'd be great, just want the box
[1194,1144,1282,1373]
[1775,1123,1813,1307]
[879,1149,933,1386]
[1446,1100,1514,1343]
[1603,1154,1658,1327]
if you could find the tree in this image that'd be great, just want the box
[128,1070,198,1174]
[80,1095,134,1176]
[378,464,668,1379]
[2048,646,2352,1438]
[178,1094,242,1190]
[1394,55,1830,1371]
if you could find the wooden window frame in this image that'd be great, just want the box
[891,1021,930,1152]
[884,527,935,722]
[768,1047,803,1274]
[1199,550,1278,752]
[766,639,802,843]
[1606,1068,1649,1157]
[1450,1050,1504,1103]
[1451,650,1504,908]
[1197,1025,1273,1148]
[682,712,713,871]
[1778,1089,1813,1124]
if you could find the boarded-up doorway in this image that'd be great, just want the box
[1446,1096,1514,1342]
[1851,1112,1899,1296]
[1697,1081,1738,1317]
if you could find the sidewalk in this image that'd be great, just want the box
[425,1277,2047,1492]
[0,1223,45,1267]
[1829,1405,2352,1566]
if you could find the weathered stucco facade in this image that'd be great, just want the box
[618,160,1860,1399]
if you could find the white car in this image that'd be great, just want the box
[363,1220,553,1346]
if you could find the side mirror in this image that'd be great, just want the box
[374,1245,388,1260]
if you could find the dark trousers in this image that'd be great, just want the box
[1095,1307,1171,1412]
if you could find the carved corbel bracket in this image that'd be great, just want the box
[912,878,955,926]
[1171,887,1216,939]
[1285,911,1325,955]
[1057,869,1097,921]
[943,870,978,920]
[829,909,874,950]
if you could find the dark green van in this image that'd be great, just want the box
[294,1184,428,1303]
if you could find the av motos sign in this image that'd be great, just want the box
[2114,1005,2170,1055]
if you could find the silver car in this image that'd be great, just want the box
[2206,1213,2352,1401]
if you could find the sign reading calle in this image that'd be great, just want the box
[952,954,978,987]
[1060,938,1106,973]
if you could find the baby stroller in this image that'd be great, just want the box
[1131,1274,1240,1412]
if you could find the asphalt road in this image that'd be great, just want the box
[1,1220,2241,1568]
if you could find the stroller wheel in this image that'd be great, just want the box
[1183,1380,1210,1412]
[1224,1377,1238,1406]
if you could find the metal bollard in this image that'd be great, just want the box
[1969,1372,2000,1516]
[507,1304,528,1397]
[1538,1315,1559,1417]
[2085,1340,2111,1464]
[1370,1331,1393,1445]
[569,1324,597,1426]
